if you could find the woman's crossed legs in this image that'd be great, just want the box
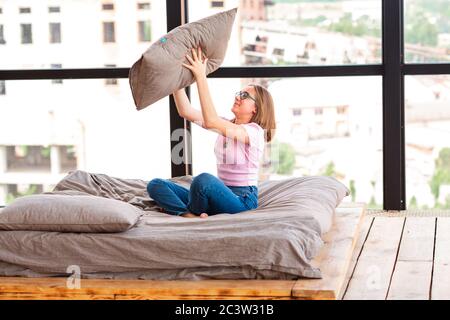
[146,172,252,217]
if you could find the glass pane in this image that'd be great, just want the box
[0,79,171,206]
[188,0,382,66]
[0,0,166,69]
[190,76,383,208]
[404,0,450,63]
[405,75,450,210]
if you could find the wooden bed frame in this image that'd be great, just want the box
[0,203,365,300]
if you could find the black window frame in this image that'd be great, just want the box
[50,63,63,84]
[104,64,118,85]
[1,0,450,210]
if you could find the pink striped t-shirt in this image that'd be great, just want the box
[214,120,265,186]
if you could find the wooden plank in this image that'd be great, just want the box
[114,295,294,300]
[434,218,450,264]
[344,217,405,300]
[341,216,374,299]
[0,277,296,298]
[397,217,435,262]
[387,261,432,300]
[0,293,114,300]
[431,218,450,300]
[385,218,435,300]
[431,264,450,300]
[292,205,366,300]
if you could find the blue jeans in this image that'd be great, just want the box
[146,172,258,216]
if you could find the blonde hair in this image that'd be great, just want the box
[248,83,276,143]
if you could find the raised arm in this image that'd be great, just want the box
[180,46,252,145]
[172,89,206,128]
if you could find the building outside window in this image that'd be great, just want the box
[49,23,61,43]
[210,1,224,8]
[292,108,302,116]
[103,22,115,43]
[60,146,78,172]
[0,25,5,44]
[0,80,5,95]
[20,24,32,44]
[138,21,151,42]
[137,3,150,10]
[48,6,60,13]
[102,3,114,11]
[19,7,31,14]
[6,146,51,172]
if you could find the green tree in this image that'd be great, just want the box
[409,196,418,209]
[349,179,356,202]
[6,184,38,205]
[429,148,450,205]
[41,146,51,158]
[328,13,380,38]
[272,141,296,175]
[322,161,336,177]
[405,10,438,46]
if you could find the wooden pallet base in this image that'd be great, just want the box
[0,203,365,300]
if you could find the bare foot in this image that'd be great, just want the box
[180,212,197,218]
[180,212,208,218]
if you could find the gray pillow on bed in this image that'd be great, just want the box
[0,194,142,233]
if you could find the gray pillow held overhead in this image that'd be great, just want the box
[129,7,238,110]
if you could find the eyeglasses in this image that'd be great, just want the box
[235,91,256,102]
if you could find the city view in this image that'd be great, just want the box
[0,0,449,210]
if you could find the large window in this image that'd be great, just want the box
[0,79,171,205]
[1,1,449,211]
[189,0,382,66]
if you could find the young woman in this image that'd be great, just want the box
[147,47,276,218]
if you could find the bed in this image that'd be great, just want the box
[0,170,350,282]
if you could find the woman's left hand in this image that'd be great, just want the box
[182,46,209,79]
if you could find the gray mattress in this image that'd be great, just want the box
[0,170,349,280]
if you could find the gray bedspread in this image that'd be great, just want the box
[0,170,349,280]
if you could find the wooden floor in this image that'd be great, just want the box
[0,203,364,300]
[343,214,450,300]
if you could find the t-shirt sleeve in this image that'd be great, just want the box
[240,123,265,151]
